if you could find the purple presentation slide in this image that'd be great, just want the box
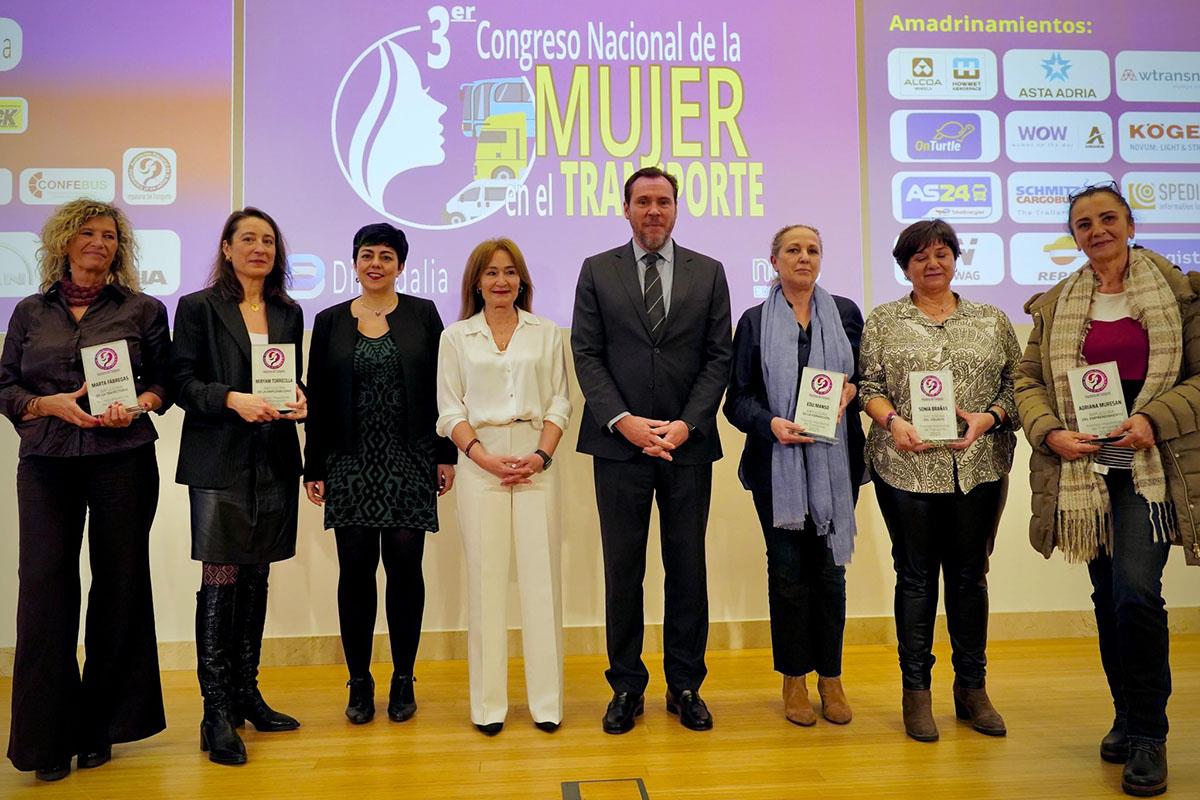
[242,0,863,326]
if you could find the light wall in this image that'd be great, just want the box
[2,326,1199,659]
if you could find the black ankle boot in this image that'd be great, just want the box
[1101,718,1129,763]
[1122,740,1167,797]
[388,674,417,722]
[346,675,375,724]
[196,585,247,766]
[231,568,300,732]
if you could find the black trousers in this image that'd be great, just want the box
[1089,471,1172,742]
[594,456,712,695]
[751,491,847,678]
[873,475,1006,690]
[8,444,165,772]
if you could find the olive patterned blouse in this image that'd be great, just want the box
[858,294,1021,494]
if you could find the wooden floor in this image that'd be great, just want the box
[1,637,1197,799]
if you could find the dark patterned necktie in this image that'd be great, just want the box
[643,252,665,334]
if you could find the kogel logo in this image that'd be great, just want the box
[1119,112,1200,164]
[890,110,999,163]
[892,172,1001,223]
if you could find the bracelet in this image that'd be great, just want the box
[534,448,553,469]
[986,408,1004,432]
[463,438,481,458]
[885,411,899,431]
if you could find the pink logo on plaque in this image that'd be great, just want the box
[1082,368,1108,393]
[810,373,834,396]
[94,347,119,371]
[920,375,943,398]
[262,347,286,369]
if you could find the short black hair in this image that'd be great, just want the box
[893,219,960,272]
[623,166,679,206]
[353,222,409,263]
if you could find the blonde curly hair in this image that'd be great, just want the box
[37,199,140,292]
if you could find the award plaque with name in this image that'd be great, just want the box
[908,370,959,441]
[794,367,845,444]
[251,343,297,411]
[1067,361,1127,437]
[81,339,141,415]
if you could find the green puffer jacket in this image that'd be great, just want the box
[1015,248,1200,566]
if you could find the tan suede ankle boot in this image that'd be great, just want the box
[817,676,852,724]
[902,688,938,742]
[953,680,1006,736]
[783,675,817,726]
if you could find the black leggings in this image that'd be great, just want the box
[334,527,426,677]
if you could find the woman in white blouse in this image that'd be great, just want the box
[436,238,572,735]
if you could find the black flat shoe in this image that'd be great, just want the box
[1102,722,1130,764]
[387,674,417,722]
[602,692,644,734]
[1122,740,1167,797]
[78,745,112,769]
[476,722,503,736]
[535,720,560,732]
[35,762,71,782]
[666,688,713,731]
[345,675,375,725]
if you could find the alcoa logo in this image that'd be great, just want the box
[331,28,534,230]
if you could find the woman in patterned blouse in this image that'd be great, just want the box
[858,218,1021,743]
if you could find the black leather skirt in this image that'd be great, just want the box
[189,443,298,564]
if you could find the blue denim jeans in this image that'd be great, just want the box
[1088,470,1172,743]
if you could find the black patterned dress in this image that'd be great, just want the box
[323,332,439,532]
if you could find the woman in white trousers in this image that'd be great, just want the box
[436,238,571,735]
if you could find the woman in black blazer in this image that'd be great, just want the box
[171,207,305,767]
[303,223,455,725]
[723,224,866,728]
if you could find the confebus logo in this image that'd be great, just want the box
[332,27,535,230]
[891,109,999,163]
[1082,368,1108,393]
[1004,111,1112,163]
[288,254,327,299]
[262,347,286,369]
[1119,112,1200,164]
[1133,234,1200,267]
[1010,233,1088,285]
[891,233,1004,286]
[920,375,943,398]
[0,18,22,72]
[887,48,997,100]
[0,96,26,133]
[94,347,119,371]
[1116,51,1200,102]
[1002,49,1111,101]
[1007,171,1114,223]
[122,147,176,205]
[892,172,1002,223]
[1122,172,1200,222]
[19,168,115,204]
[811,373,834,396]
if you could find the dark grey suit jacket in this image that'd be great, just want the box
[571,240,732,464]
[171,288,304,489]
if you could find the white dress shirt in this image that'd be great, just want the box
[436,309,572,437]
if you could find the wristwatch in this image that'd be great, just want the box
[535,449,553,469]
[986,408,1004,432]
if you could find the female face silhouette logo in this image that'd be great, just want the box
[335,30,447,218]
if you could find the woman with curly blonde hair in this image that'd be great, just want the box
[0,199,171,782]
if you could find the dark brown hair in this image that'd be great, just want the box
[892,219,960,272]
[1067,182,1134,234]
[623,166,679,206]
[208,207,294,304]
[458,238,534,320]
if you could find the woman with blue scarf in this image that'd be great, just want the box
[725,224,865,727]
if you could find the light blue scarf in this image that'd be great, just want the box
[760,283,857,565]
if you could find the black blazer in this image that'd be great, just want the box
[723,296,866,496]
[571,241,732,464]
[171,288,304,489]
[303,295,456,483]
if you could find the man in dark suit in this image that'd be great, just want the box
[571,166,732,733]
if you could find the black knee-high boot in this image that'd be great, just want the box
[196,585,247,765]
[230,568,300,731]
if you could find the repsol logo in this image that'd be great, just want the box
[1127,123,1200,140]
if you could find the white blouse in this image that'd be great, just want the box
[436,309,572,436]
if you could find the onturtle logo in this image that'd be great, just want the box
[331,29,534,230]
[920,375,943,398]
[262,347,286,370]
[94,347,119,371]
[811,373,834,397]
[1082,368,1108,393]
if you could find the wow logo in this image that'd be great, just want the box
[94,347,119,371]
[810,373,834,396]
[920,375,943,398]
[262,347,287,370]
[1082,368,1108,393]
[332,27,534,230]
